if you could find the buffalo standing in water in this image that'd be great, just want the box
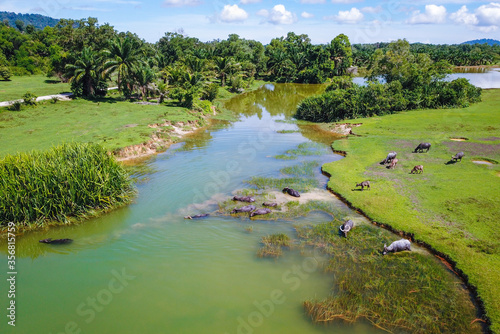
[283,187,300,197]
[410,165,424,174]
[414,143,431,153]
[184,214,210,219]
[250,208,271,218]
[383,239,411,255]
[232,195,255,202]
[451,152,465,162]
[339,219,354,238]
[380,151,397,165]
[355,181,370,190]
[231,205,256,214]
[39,238,73,245]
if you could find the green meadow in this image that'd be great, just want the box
[0,75,71,101]
[321,88,500,332]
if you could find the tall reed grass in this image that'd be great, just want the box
[0,143,135,226]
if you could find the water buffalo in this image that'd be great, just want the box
[263,202,278,207]
[451,152,464,162]
[380,151,397,165]
[414,143,431,153]
[410,165,424,174]
[383,239,411,255]
[232,195,255,202]
[231,205,256,214]
[355,181,370,190]
[39,238,73,245]
[388,158,399,169]
[184,214,210,219]
[250,208,272,217]
[339,219,354,237]
[283,187,300,197]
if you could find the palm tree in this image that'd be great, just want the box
[132,64,156,101]
[103,37,143,97]
[213,56,237,87]
[65,47,102,97]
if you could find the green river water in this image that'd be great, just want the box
[0,84,480,334]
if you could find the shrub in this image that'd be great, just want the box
[0,66,11,80]
[203,83,219,101]
[22,91,38,106]
[9,101,22,111]
[0,143,135,226]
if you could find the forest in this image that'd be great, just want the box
[0,16,498,111]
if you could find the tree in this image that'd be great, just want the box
[65,47,106,98]
[103,36,143,97]
[213,56,237,86]
[329,34,353,76]
[132,63,156,100]
[15,20,24,32]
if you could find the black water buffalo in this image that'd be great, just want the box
[233,195,255,202]
[250,208,272,217]
[414,143,431,153]
[39,238,73,245]
[339,219,354,238]
[263,202,278,207]
[283,187,300,197]
[410,165,424,174]
[388,158,399,169]
[451,152,465,162]
[184,214,210,219]
[231,205,256,214]
[383,239,411,255]
[355,181,370,190]
[380,151,397,165]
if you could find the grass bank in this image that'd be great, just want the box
[0,75,70,101]
[0,142,134,229]
[322,89,500,332]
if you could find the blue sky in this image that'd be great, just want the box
[2,0,500,44]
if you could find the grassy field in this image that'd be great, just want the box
[0,97,205,157]
[321,89,500,333]
[0,75,71,101]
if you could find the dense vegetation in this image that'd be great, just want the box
[462,39,500,46]
[353,41,500,67]
[0,11,59,31]
[0,143,134,227]
[296,40,482,122]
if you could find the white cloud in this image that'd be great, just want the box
[219,4,248,22]
[301,11,315,18]
[407,4,447,24]
[256,9,269,16]
[450,3,500,32]
[162,0,201,7]
[240,0,261,4]
[361,6,382,13]
[450,5,477,25]
[331,0,363,3]
[475,2,500,26]
[333,7,364,23]
[301,0,326,3]
[267,5,297,25]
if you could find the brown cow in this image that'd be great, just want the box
[410,165,424,174]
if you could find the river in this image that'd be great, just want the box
[0,83,482,334]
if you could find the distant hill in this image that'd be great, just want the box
[461,39,500,46]
[0,11,59,30]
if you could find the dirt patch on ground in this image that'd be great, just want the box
[267,189,334,206]
[330,123,362,135]
[479,137,500,141]
[443,141,500,156]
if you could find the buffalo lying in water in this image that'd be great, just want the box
[383,239,411,255]
[233,195,255,202]
[184,214,210,219]
[283,187,300,197]
[39,238,73,245]
[231,205,256,214]
[250,208,272,217]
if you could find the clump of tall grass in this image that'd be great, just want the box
[258,233,292,258]
[0,143,135,227]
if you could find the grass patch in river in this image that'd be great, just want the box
[257,233,292,258]
[298,221,483,334]
[281,161,319,177]
[245,176,318,193]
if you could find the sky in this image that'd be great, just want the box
[1,0,500,44]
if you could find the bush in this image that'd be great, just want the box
[9,101,22,111]
[23,91,37,106]
[0,66,11,80]
[194,99,212,115]
[0,143,135,226]
[203,83,218,101]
